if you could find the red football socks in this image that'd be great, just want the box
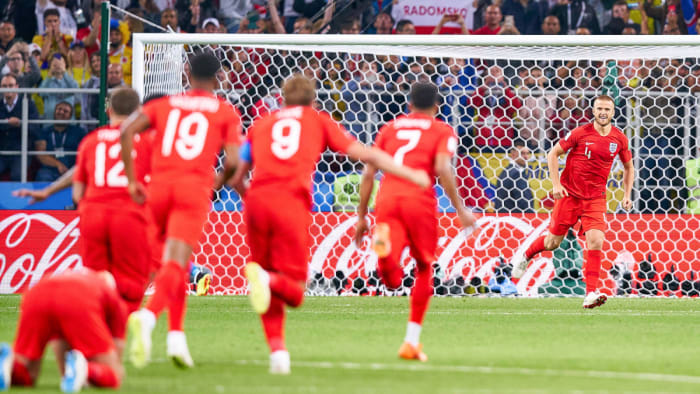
[146,261,186,318]
[269,272,304,308]
[261,296,286,352]
[87,362,120,388]
[378,258,403,290]
[11,360,33,386]
[168,277,188,332]
[585,250,603,293]
[409,264,433,325]
[525,236,546,260]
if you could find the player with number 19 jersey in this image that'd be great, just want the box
[140,90,242,247]
[74,125,153,313]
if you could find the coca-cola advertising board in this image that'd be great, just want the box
[1,210,698,296]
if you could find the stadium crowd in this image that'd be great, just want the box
[0,0,696,214]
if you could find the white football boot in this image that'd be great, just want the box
[60,350,87,393]
[167,331,194,369]
[582,292,608,309]
[0,343,12,391]
[511,252,531,279]
[269,350,290,375]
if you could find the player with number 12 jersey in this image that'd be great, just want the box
[232,75,430,374]
[73,88,152,314]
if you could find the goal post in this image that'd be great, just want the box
[132,33,700,297]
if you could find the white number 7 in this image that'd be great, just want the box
[393,129,421,165]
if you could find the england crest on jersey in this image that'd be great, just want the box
[609,142,618,153]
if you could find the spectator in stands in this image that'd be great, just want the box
[108,19,132,85]
[644,0,686,35]
[472,5,502,34]
[34,101,84,181]
[0,42,41,88]
[501,0,549,35]
[33,9,73,66]
[395,19,416,34]
[35,0,77,38]
[541,15,561,34]
[373,11,394,34]
[436,58,477,128]
[107,63,126,88]
[292,17,313,33]
[432,14,470,35]
[39,53,78,120]
[576,27,591,34]
[266,0,288,34]
[549,0,600,34]
[217,0,252,33]
[177,0,216,33]
[67,41,90,87]
[0,20,17,56]
[622,23,641,34]
[81,51,100,124]
[547,96,588,145]
[78,4,103,57]
[610,0,646,34]
[0,74,40,181]
[340,18,361,34]
[517,66,556,150]
[470,65,522,151]
[495,141,534,213]
[159,8,182,32]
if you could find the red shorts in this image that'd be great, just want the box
[549,195,606,236]
[244,188,311,282]
[147,181,212,248]
[375,195,438,270]
[14,288,114,360]
[79,203,150,311]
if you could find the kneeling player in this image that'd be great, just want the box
[0,270,127,393]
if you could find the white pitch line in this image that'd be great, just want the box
[233,359,700,385]
[291,309,700,317]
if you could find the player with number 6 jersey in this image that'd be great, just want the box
[120,53,242,370]
[230,75,430,375]
[354,82,477,362]
[510,95,634,309]
[73,87,152,315]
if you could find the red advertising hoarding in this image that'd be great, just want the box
[1,210,698,296]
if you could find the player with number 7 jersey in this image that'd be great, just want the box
[354,82,477,362]
[73,87,152,315]
[230,75,430,375]
[121,53,242,370]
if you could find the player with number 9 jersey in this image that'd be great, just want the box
[73,88,151,313]
[233,75,431,374]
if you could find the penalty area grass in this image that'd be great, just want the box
[1,296,699,393]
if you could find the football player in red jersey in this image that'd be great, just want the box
[120,52,242,369]
[511,95,635,309]
[73,88,151,315]
[0,270,127,392]
[230,75,430,374]
[354,82,477,362]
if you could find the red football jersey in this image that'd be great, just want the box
[141,89,242,186]
[28,270,127,339]
[247,106,355,206]
[374,113,458,201]
[74,125,151,205]
[559,123,632,200]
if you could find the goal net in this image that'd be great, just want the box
[133,34,700,297]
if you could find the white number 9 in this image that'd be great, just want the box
[271,118,301,160]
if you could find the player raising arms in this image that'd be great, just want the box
[230,75,430,374]
[120,52,241,369]
[354,82,477,362]
[511,95,634,308]
[72,87,151,315]
[0,270,127,393]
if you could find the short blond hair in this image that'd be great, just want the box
[594,94,615,105]
[282,74,315,106]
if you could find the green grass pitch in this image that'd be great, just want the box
[1,296,700,393]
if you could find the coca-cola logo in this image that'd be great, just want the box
[307,215,555,294]
[0,212,82,293]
